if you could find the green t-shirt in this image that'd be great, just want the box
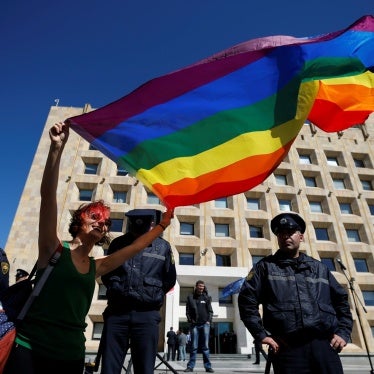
[16,242,96,360]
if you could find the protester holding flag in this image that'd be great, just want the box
[4,122,173,374]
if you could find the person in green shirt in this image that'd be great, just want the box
[4,122,173,374]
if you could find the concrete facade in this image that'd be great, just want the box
[4,105,374,356]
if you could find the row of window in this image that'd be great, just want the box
[79,183,374,217]
[273,171,373,191]
[296,149,372,169]
[82,162,374,192]
[86,146,373,174]
[178,252,372,273]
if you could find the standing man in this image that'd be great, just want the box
[100,209,176,374]
[238,212,353,374]
[184,280,214,373]
[177,329,187,362]
[166,326,177,361]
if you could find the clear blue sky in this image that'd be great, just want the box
[0,1,372,248]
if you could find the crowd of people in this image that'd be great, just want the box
[0,121,353,374]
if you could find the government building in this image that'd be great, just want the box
[4,104,374,358]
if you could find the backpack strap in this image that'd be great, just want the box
[17,243,63,321]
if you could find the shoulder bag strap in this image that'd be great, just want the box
[17,243,64,321]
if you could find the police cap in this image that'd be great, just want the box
[271,212,306,235]
[125,209,161,223]
[16,268,29,281]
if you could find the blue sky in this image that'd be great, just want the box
[0,1,372,248]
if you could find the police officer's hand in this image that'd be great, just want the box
[262,336,280,354]
[330,334,347,352]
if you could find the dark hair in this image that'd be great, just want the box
[195,280,208,294]
[69,200,111,246]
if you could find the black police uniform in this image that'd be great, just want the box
[0,248,10,295]
[238,213,352,374]
[100,209,176,374]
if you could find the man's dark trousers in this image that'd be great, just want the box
[100,310,160,374]
[272,338,344,374]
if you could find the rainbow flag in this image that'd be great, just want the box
[68,15,374,208]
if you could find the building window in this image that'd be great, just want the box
[79,188,93,201]
[147,193,160,204]
[361,180,373,191]
[249,225,263,238]
[362,291,374,306]
[180,222,194,235]
[354,258,369,272]
[180,253,194,265]
[278,199,292,211]
[147,192,160,204]
[299,154,312,164]
[339,202,352,214]
[110,218,124,232]
[275,174,287,186]
[346,229,361,242]
[247,198,260,210]
[368,204,374,215]
[84,162,98,175]
[219,288,233,305]
[333,178,345,190]
[354,158,365,168]
[92,322,104,340]
[305,176,317,187]
[215,197,228,208]
[315,227,329,241]
[113,190,127,204]
[180,287,194,305]
[216,254,231,267]
[327,156,339,166]
[309,201,323,213]
[321,258,336,271]
[116,165,128,176]
[215,224,229,237]
[98,284,107,300]
[252,255,264,266]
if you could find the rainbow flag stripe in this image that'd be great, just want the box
[68,15,374,208]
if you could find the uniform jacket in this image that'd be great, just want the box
[102,232,176,311]
[238,251,352,344]
[186,291,213,324]
[0,248,9,295]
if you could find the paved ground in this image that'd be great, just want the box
[88,353,374,374]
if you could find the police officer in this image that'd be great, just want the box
[100,209,176,374]
[0,248,10,294]
[238,212,352,374]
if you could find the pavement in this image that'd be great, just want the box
[88,353,374,373]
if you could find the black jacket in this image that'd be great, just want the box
[0,248,9,294]
[238,251,352,344]
[186,291,213,324]
[102,232,176,311]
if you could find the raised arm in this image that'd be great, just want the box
[38,122,69,267]
[95,209,173,277]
